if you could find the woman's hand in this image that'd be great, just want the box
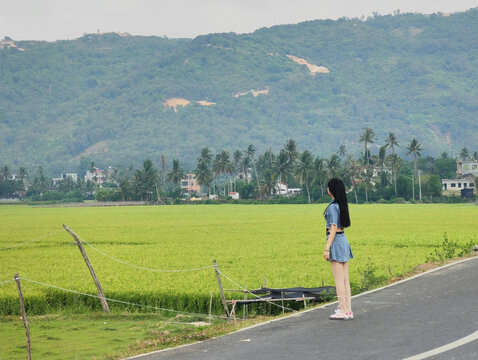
[323,249,330,261]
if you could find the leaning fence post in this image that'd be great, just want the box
[281,291,285,315]
[213,260,230,318]
[14,273,31,360]
[63,224,110,313]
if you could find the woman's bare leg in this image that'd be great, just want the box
[330,261,346,312]
[343,261,352,313]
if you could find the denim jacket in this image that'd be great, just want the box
[324,201,342,229]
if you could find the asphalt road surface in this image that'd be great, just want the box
[131,257,478,360]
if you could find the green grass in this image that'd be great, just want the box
[0,311,264,360]
[1,203,477,359]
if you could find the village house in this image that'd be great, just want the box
[441,177,475,192]
[84,168,113,186]
[456,159,478,177]
[274,182,302,196]
[441,159,476,197]
[52,173,78,186]
[228,191,240,199]
[181,174,201,194]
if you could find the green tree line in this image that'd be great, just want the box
[2,131,476,203]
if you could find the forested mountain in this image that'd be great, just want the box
[1,8,478,174]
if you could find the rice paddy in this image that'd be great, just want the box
[1,203,477,316]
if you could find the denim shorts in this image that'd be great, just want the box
[326,233,354,262]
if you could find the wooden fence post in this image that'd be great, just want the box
[63,224,110,313]
[281,291,285,315]
[213,260,230,318]
[14,273,31,360]
[243,284,247,320]
[208,291,213,325]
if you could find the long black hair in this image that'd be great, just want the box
[327,178,351,228]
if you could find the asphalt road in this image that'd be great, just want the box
[132,257,478,360]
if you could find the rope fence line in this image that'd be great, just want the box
[218,270,297,313]
[18,277,234,320]
[0,230,63,251]
[0,279,14,286]
[74,233,214,273]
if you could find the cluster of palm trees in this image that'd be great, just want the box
[0,165,27,197]
[172,129,428,203]
[187,139,335,203]
[357,128,423,202]
[193,145,263,198]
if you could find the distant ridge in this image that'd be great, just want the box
[1,8,478,173]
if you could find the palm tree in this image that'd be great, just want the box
[377,145,389,190]
[119,179,130,202]
[198,147,213,166]
[241,156,251,184]
[263,168,278,197]
[314,157,327,196]
[295,150,314,203]
[16,167,27,190]
[233,150,242,170]
[232,150,242,192]
[1,165,11,181]
[326,154,341,178]
[166,159,184,189]
[283,139,299,170]
[378,146,387,172]
[386,153,400,196]
[59,177,76,193]
[359,128,376,165]
[384,133,399,154]
[337,144,347,159]
[384,133,399,195]
[362,164,374,203]
[346,155,361,204]
[18,167,27,182]
[195,160,213,196]
[459,147,470,160]
[213,150,234,197]
[406,139,423,201]
[274,150,290,196]
[245,145,262,199]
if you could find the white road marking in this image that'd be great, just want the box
[402,330,478,360]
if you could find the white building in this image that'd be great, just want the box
[274,182,302,196]
[52,173,78,185]
[84,168,113,186]
[457,160,478,177]
[228,192,240,199]
[442,177,475,192]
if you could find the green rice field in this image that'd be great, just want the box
[1,204,477,317]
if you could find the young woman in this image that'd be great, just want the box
[323,178,354,320]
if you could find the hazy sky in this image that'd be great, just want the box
[1,0,478,41]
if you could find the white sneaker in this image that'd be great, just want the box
[329,309,347,320]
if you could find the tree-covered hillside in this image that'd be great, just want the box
[1,8,478,174]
